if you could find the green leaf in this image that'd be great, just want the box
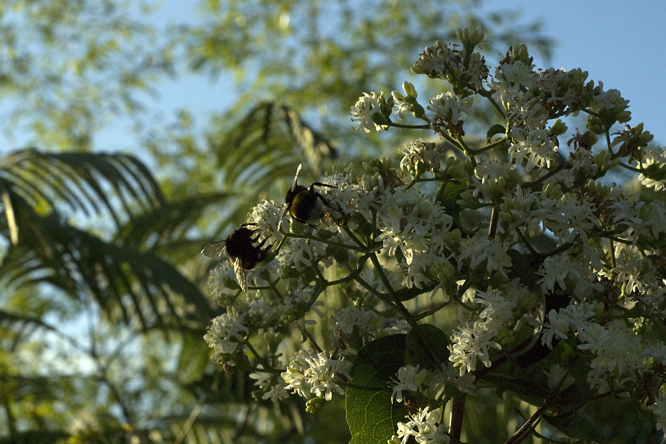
[346,335,407,444]
[506,248,540,292]
[545,396,658,443]
[436,179,468,221]
[405,324,450,369]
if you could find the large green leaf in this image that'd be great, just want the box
[346,335,407,444]
[405,324,450,370]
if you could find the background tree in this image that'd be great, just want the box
[0,1,553,442]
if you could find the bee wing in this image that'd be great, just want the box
[232,256,248,292]
[200,240,227,260]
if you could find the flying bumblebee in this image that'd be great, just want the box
[201,224,270,292]
[278,164,337,231]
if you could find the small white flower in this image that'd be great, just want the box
[249,199,284,241]
[204,307,248,356]
[541,309,570,349]
[539,255,573,292]
[390,365,430,403]
[458,234,512,278]
[249,366,289,401]
[588,85,630,120]
[639,146,666,191]
[509,127,558,172]
[428,92,473,127]
[329,306,377,352]
[351,92,382,133]
[449,320,502,375]
[395,407,450,444]
[400,139,442,177]
[490,62,536,104]
[474,285,521,325]
[424,364,477,399]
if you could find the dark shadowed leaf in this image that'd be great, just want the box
[346,335,407,444]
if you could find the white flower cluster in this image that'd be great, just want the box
[400,139,442,177]
[639,146,666,191]
[428,92,473,133]
[328,305,378,354]
[205,29,666,442]
[203,307,248,365]
[282,349,351,401]
[448,283,525,375]
[390,364,430,403]
[350,92,390,133]
[376,186,453,289]
[541,302,660,394]
[392,407,450,444]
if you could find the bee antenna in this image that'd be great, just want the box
[278,163,303,232]
[291,163,302,190]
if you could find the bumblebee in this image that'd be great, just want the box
[278,164,336,230]
[201,224,270,292]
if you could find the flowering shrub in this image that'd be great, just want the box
[204,27,666,443]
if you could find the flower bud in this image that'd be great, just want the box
[403,81,418,99]
[594,150,612,168]
[391,89,405,103]
[510,44,532,65]
[550,119,567,137]
[456,26,484,48]
[388,435,401,444]
[495,328,513,345]
[306,397,324,413]
[263,331,283,350]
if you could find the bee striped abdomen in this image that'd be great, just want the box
[201,224,271,291]
[290,189,324,223]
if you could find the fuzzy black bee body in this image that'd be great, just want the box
[279,164,336,229]
[201,224,270,291]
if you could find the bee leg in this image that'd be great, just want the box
[316,192,331,207]
[310,182,337,189]
[316,191,344,215]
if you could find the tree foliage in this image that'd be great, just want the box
[0,1,556,443]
